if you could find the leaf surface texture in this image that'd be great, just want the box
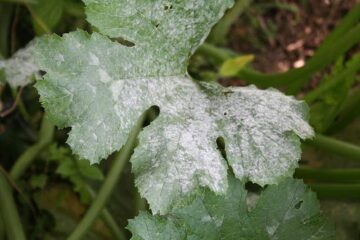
[128,177,335,240]
[34,0,313,213]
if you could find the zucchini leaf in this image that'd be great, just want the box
[34,0,313,213]
[128,176,335,240]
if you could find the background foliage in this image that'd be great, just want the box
[0,0,359,239]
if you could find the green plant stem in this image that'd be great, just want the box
[285,23,360,94]
[307,134,360,161]
[310,183,360,200]
[199,21,360,90]
[208,0,252,45]
[197,43,233,64]
[315,3,360,54]
[10,116,54,179]
[68,116,145,240]
[238,24,360,89]
[0,214,5,240]
[101,211,126,240]
[101,210,126,240]
[0,171,26,240]
[11,87,31,122]
[87,186,126,240]
[295,167,360,183]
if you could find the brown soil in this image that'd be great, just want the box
[227,0,357,76]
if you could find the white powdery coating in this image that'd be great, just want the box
[34,0,313,214]
[208,86,314,186]
[84,0,234,71]
[0,41,39,87]
[132,77,228,214]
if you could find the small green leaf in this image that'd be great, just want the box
[49,144,103,204]
[307,54,360,133]
[77,160,104,181]
[219,54,254,77]
[128,176,335,240]
[29,174,48,189]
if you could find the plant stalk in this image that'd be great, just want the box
[236,24,360,89]
[87,186,127,240]
[67,115,145,240]
[10,116,54,180]
[10,87,31,122]
[100,210,126,240]
[208,0,252,45]
[0,171,26,240]
[310,183,360,199]
[295,167,360,183]
[307,134,360,161]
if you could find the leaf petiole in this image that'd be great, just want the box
[68,114,145,240]
[310,183,360,200]
[0,170,26,240]
[295,167,360,183]
[307,134,360,161]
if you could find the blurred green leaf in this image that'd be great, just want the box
[48,144,104,204]
[30,0,64,34]
[29,174,48,189]
[306,54,360,133]
[0,0,37,3]
[77,160,104,181]
[219,54,254,77]
[328,88,360,133]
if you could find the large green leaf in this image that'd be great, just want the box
[34,0,313,213]
[128,176,335,240]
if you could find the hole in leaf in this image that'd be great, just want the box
[143,105,160,127]
[294,200,303,209]
[245,181,263,193]
[244,181,262,210]
[216,136,226,159]
[164,4,173,10]
[111,37,135,47]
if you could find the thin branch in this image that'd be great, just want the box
[0,86,23,117]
